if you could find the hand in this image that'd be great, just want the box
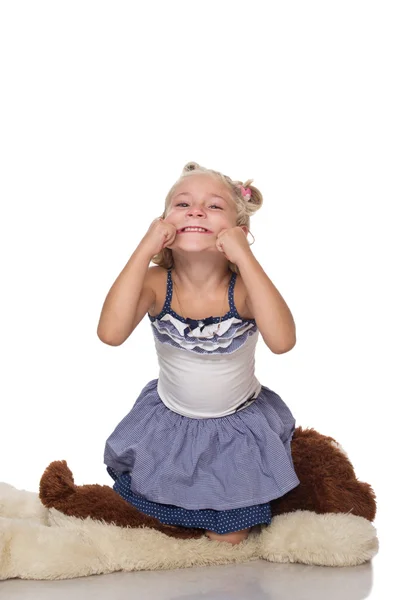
[215,227,253,264]
[139,217,177,257]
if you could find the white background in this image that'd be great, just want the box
[0,1,398,596]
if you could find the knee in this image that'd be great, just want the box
[206,527,251,545]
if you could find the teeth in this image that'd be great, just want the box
[182,227,208,232]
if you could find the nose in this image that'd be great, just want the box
[186,205,206,218]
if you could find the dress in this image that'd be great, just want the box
[104,268,300,534]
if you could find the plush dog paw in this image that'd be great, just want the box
[259,510,378,567]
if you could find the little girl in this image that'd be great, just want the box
[99,161,300,546]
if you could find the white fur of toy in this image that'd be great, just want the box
[0,482,378,580]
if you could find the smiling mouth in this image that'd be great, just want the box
[177,227,212,234]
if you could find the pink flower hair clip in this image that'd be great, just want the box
[238,185,252,201]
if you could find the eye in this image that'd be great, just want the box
[175,203,222,209]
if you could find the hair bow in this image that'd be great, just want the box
[238,185,252,201]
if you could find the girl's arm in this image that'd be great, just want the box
[237,253,296,354]
[97,243,156,346]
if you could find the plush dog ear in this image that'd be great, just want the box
[39,460,203,540]
[270,427,377,521]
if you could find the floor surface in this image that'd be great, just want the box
[0,557,376,599]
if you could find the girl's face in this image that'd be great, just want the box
[164,174,242,248]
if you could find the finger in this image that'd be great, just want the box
[217,228,228,238]
[164,233,176,248]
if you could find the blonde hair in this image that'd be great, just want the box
[151,161,264,274]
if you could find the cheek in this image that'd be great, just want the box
[164,208,177,220]
[225,214,238,227]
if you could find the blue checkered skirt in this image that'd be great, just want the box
[104,378,300,534]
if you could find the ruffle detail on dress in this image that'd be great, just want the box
[150,313,258,353]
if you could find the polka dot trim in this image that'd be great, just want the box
[107,467,272,535]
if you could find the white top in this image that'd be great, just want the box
[154,328,262,418]
[148,268,262,418]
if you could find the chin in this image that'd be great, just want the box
[172,243,213,253]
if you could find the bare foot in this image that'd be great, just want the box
[206,527,251,545]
